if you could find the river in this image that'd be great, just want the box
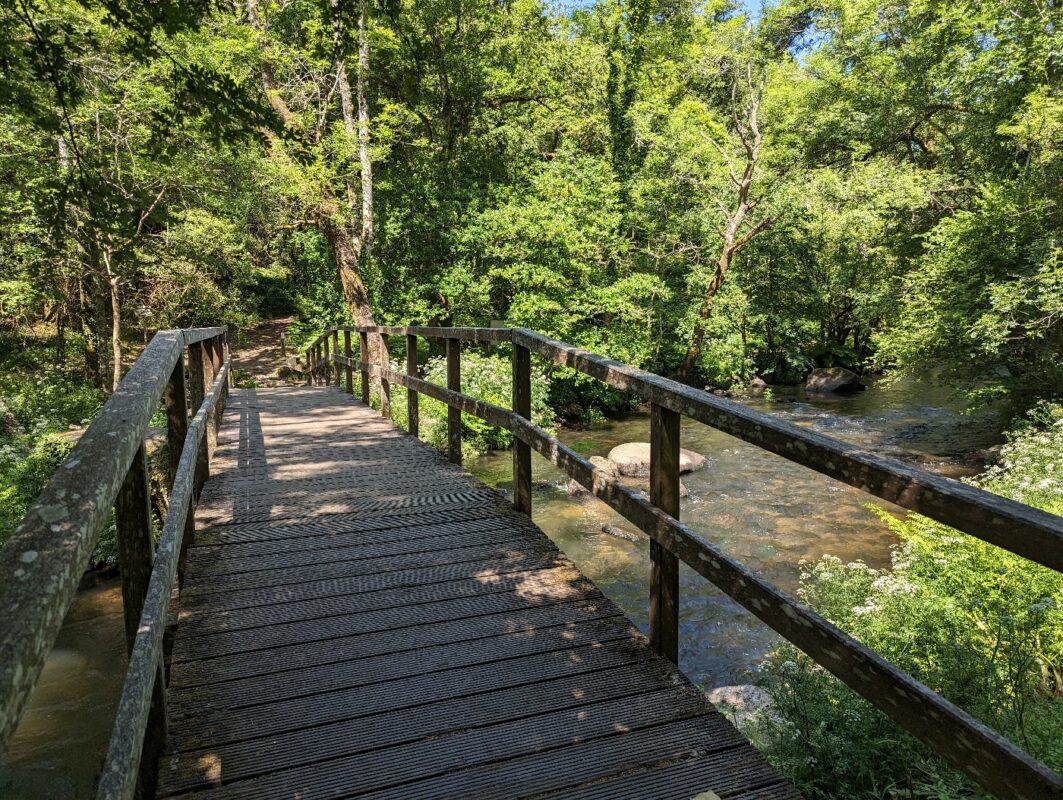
[0,375,1001,797]
[466,376,1000,689]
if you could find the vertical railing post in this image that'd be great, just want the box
[649,403,681,664]
[406,334,419,437]
[305,348,312,385]
[379,334,391,420]
[323,335,331,386]
[358,331,370,403]
[114,441,167,796]
[446,337,462,465]
[164,355,195,584]
[512,343,532,515]
[204,338,219,455]
[187,342,208,495]
[210,335,224,436]
[344,330,354,394]
[222,329,231,390]
[115,443,155,655]
[331,328,340,385]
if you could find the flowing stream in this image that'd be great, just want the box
[0,375,1001,796]
[467,376,1001,689]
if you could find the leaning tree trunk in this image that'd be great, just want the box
[675,249,733,381]
[317,208,387,370]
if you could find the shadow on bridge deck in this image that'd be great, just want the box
[159,387,796,800]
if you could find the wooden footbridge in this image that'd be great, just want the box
[2,326,1062,800]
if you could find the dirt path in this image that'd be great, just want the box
[235,317,296,387]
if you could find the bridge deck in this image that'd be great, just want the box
[158,386,796,800]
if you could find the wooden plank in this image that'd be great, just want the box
[169,597,624,689]
[171,564,593,662]
[160,677,700,795]
[160,686,710,797]
[345,716,751,800]
[186,527,546,579]
[524,747,799,800]
[169,611,636,718]
[168,650,664,753]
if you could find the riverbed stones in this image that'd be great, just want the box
[607,442,707,477]
[805,367,865,393]
[601,523,639,542]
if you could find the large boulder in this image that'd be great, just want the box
[607,442,707,477]
[805,367,865,394]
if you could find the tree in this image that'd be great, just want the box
[673,63,774,381]
[244,0,380,359]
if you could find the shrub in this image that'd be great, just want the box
[748,403,1063,799]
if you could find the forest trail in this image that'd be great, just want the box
[234,316,295,387]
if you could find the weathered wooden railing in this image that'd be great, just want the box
[0,326,231,800]
[306,324,1063,800]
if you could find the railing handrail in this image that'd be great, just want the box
[306,323,1063,800]
[0,325,230,799]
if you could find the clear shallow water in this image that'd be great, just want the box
[467,376,1002,689]
[0,375,1002,792]
[0,576,127,799]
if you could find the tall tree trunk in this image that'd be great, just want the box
[356,0,373,260]
[76,276,101,387]
[676,248,733,381]
[103,248,123,392]
[317,207,386,367]
[674,68,771,382]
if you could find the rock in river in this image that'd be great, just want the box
[607,442,707,477]
[804,367,865,394]
[566,456,619,498]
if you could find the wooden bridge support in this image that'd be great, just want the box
[512,343,532,516]
[331,329,340,385]
[447,338,461,465]
[407,334,419,437]
[359,331,370,403]
[323,336,331,386]
[187,343,208,495]
[343,330,354,395]
[649,403,681,664]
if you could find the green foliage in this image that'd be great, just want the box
[0,332,103,550]
[750,405,1063,798]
